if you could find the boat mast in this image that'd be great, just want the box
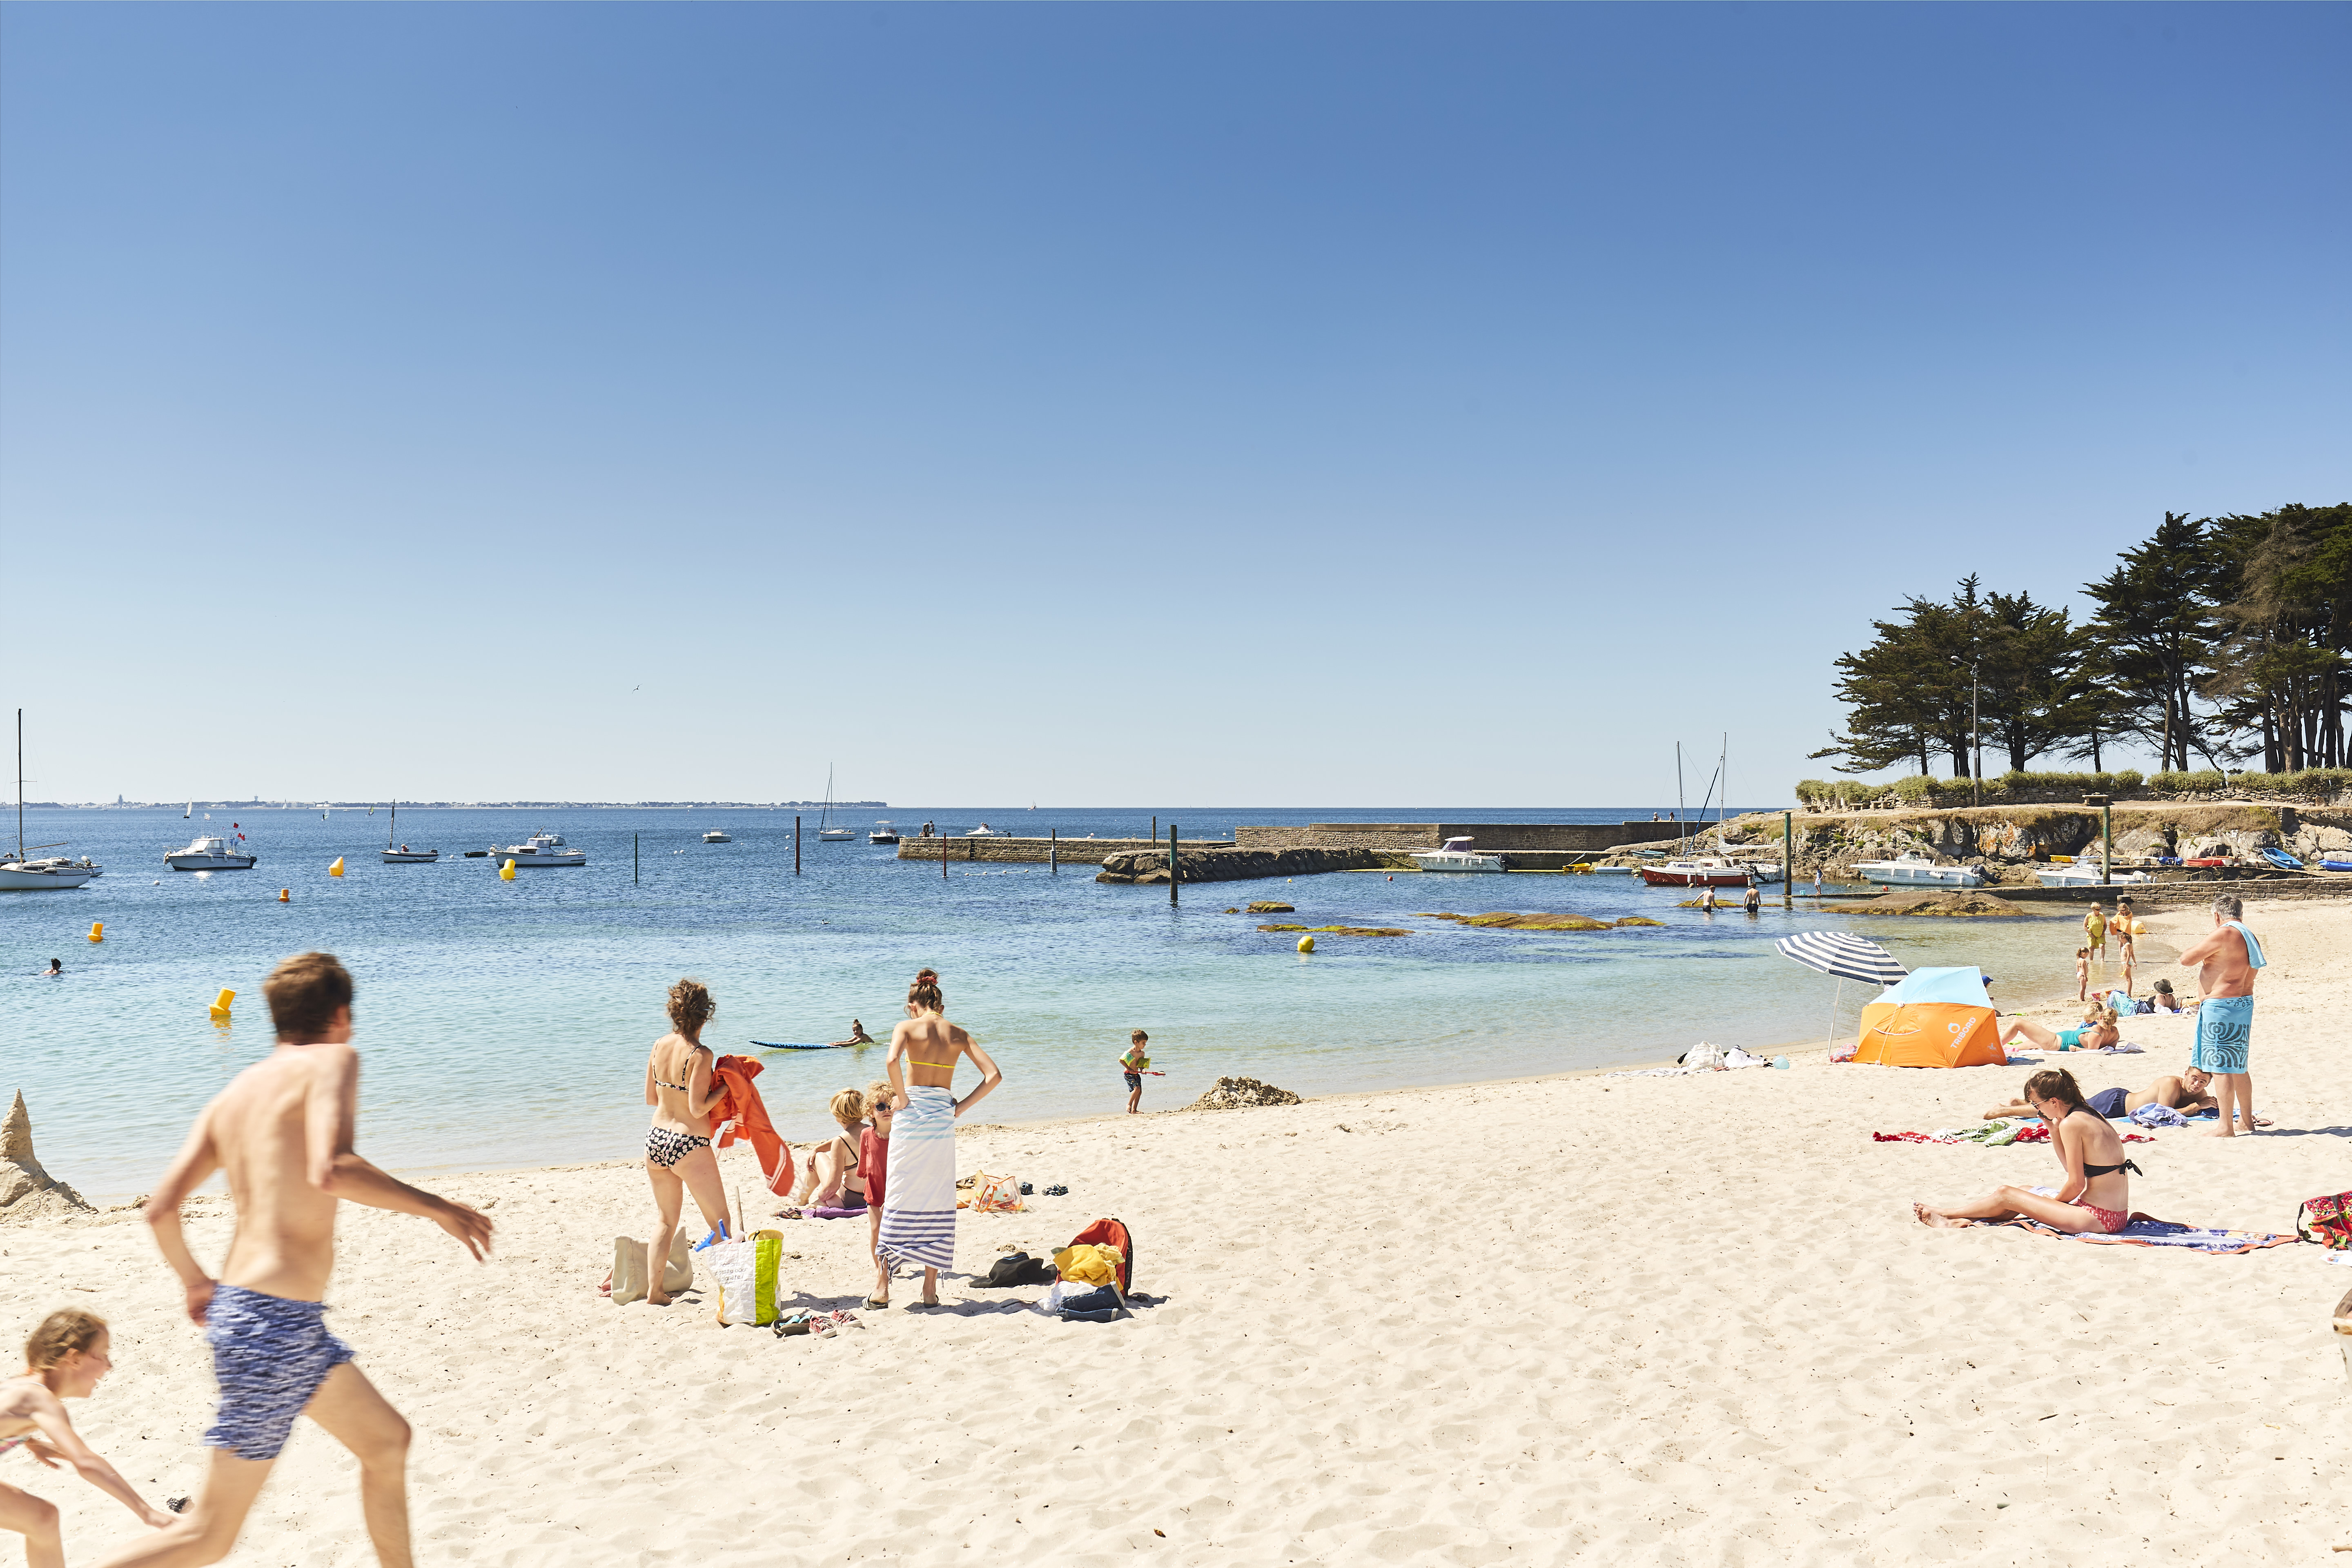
[1718,733,1728,851]
[388,801,396,851]
[1676,742,1685,858]
[15,709,22,860]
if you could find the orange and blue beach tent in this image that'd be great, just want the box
[1852,966,2006,1069]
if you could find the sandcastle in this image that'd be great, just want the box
[2,1089,95,1222]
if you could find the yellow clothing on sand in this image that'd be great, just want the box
[1053,1243,1125,1286]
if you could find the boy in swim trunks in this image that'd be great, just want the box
[1119,1031,1152,1115]
[99,952,494,1568]
[2176,896,2264,1138]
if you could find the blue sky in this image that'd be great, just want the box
[4,3,2345,805]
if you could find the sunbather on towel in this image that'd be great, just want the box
[1982,1067,2214,1122]
[1917,1069,2138,1234]
[1998,1007,2119,1055]
[784,1088,873,1213]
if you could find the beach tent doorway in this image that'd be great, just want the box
[1852,966,2005,1069]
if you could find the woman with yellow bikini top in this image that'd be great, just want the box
[879,969,1004,1307]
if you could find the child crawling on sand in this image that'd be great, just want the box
[1,1309,177,1564]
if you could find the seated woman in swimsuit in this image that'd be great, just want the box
[2,1308,176,1564]
[784,1088,872,1213]
[1998,1007,2120,1054]
[1917,1068,2139,1234]
[636,977,733,1306]
[1982,1066,2213,1122]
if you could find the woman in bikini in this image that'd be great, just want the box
[1998,1007,2119,1054]
[787,1088,872,1212]
[1915,1068,2139,1233]
[2,1308,175,1565]
[639,978,732,1306]
[878,969,1003,1308]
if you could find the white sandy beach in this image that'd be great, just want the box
[4,898,2347,1565]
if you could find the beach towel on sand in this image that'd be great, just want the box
[877,1085,957,1274]
[1998,1213,2297,1253]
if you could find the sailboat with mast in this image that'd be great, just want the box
[1,709,103,890]
[1639,735,1783,886]
[381,801,439,863]
[817,766,855,841]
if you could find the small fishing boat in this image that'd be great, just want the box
[2259,847,2304,871]
[1638,856,1755,887]
[1410,836,1505,872]
[2034,861,2152,887]
[868,821,900,845]
[1850,851,1986,888]
[702,830,733,844]
[166,834,256,871]
[381,802,439,863]
[490,832,586,867]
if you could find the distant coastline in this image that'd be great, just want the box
[29,800,893,810]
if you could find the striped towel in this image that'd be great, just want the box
[878,1086,957,1274]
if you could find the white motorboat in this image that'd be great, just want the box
[1852,851,1986,888]
[963,823,1007,837]
[491,832,586,867]
[702,830,733,844]
[2035,861,2152,888]
[381,802,438,862]
[869,821,901,845]
[167,835,257,871]
[1638,856,1755,887]
[1410,836,1506,872]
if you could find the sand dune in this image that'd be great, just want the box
[5,900,2346,1564]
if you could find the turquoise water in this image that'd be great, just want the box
[1,806,2080,1198]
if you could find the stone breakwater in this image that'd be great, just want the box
[896,835,1229,866]
[1096,846,1406,884]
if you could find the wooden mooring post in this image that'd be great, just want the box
[634,833,639,885]
[1050,826,1058,875]
[1169,822,1179,905]
[794,816,801,876]
[1782,811,1792,907]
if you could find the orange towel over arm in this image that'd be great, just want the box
[710,1055,795,1196]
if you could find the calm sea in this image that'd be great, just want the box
[2,805,2078,1198]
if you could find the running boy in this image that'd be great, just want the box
[98,952,494,1568]
[1119,1031,1153,1115]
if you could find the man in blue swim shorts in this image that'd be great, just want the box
[100,953,494,1568]
[2177,896,2267,1139]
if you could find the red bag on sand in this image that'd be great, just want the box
[1068,1217,1134,1293]
[2296,1192,2352,1250]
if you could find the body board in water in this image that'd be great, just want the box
[751,1040,852,1051]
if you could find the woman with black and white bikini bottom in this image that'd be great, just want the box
[637,978,733,1306]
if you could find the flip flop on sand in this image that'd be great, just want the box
[864,1295,889,1309]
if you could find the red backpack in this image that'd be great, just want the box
[1067,1217,1134,1293]
[2296,1192,2352,1250]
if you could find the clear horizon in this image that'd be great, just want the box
[5,5,2345,804]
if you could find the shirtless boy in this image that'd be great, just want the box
[98,952,493,1568]
[2177,896,2265,1137]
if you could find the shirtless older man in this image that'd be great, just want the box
[2177,895,2265,1138]
[100,953,493,1568]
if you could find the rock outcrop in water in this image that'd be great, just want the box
[2,1090,95,1223]
[1096,846,1404,884]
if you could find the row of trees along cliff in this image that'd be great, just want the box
[1813,505,2351,782]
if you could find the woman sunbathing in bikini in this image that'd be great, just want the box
[782,1088,873,1214]
[1916,1068,2138,1234]
[1,1309,176,1565]
[1998,1007,2120,1054]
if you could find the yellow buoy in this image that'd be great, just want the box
[209,987,235,1020]
[328,857,345,878]
[499,858,517,880]
[279,888,291,902]
[87,922,103,943]
[1296,935,1314,953]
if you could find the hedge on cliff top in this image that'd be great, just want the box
[1795,766,2352,805]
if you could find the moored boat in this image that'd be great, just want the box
[702,830,733,844]
[1638,856,1755,887]
[868,821,901,845]
[381,802,438,862]
[1409,836,1505,872]
[2034,861,2151,887]
[167,835,257,871]
[490,832,586,867]
[1851,851,1986,888]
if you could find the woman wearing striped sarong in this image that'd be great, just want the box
[878,969,1002,1307]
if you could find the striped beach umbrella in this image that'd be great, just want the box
[1775,932,1906,987]
[1776,932,1905,1056]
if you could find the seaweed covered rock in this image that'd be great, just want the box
[1821,891,2030,917]
[1188,1076,1304,1111]
[1425,911,1616,931]
[1248,901,1295,913]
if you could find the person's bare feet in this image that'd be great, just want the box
[1913,1203,1971,1229]
[2201,1125,2238,1138]
[647,1289,673,1307]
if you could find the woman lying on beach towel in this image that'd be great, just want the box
[1998,1007,2120,1055]
[1915,1068,2140,1234]
[1,1308,178,1562]
[1981,1067,2214,1123]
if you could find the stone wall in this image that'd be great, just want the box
[895,836,1227,866]
[1233,822,1687,853]
[1096,846,1408,884]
